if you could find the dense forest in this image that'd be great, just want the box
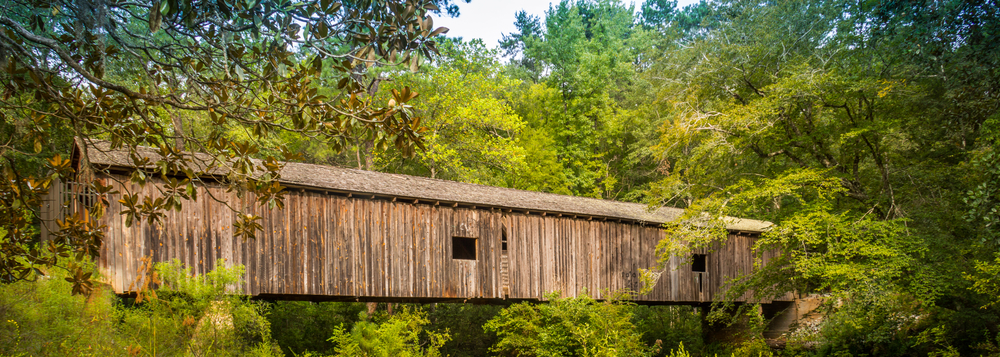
[0,0,999,355]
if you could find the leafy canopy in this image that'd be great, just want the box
[0,0,451,292]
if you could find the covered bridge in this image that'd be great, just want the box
[41,138,787,305]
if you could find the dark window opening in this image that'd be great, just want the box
[501,227,508,251]
[452,237,477,260]
[692,254,707,273]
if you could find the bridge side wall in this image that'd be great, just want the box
[91,173,781,303]
[502,214,777,303]
[96,173,507,299]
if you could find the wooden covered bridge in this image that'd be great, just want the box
[41,138,790,307]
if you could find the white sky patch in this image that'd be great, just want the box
[435,0,703,49]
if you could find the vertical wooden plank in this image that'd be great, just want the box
[292,192,302,295]
[322,194,333,296]
[357,198,367,296]
[383,200,392,298]
[305,192,315,295]
[368,199,378,297]
[276,192,287,294]
[341,195,356,296]
[109,178,122,293]
[377,200,386,297]
[415,205,427,298]
[325,194,337,295]
[442,206,452,298]
[571,218,578,297]
[430,205,439,297]
[537,215,544,299]
[263,195,274,295]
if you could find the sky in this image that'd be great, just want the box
[434,0,701,49]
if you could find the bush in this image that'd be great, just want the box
[423,303,503,357]
[0,258,282,357]
[0,266,119,356]
[116,259,281,356]
[327,307,450,356]
[268,301,366,355]
[484,293,659,357]
[633,305,703,356]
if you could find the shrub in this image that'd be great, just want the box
[115,259,281,356]
[484,292,659,357]
[268,301,366,355]
[0,265,119,356]
[327,307,450,356]
[0,258,282,357]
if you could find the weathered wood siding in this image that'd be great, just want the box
[502,214,780,303]
[47,174,782,303]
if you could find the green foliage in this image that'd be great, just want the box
[0,266,119,356]
[969,255,1000,309]
[423,303,503,357]
[632,306,703,356]
[327,307,450,357]
[501,0,663,200]
[376,40,528,185]
[662,342,693,357]
[0,0,452,291]
[485,293,658,357]
[268,301,366,355]
[965,114,1000,246]
[117,259,281,356]
[642,0,1000,353]
[0,259,280,356]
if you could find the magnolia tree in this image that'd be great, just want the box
[0,0,456,293]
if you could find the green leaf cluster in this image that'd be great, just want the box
[327,307,450,357]
[484,293,659,357]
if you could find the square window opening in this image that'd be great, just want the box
[692,254,707,273]
[452,237,477,260]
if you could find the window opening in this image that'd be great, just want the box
[501,227,508,251]
[691,254,707,273]
[63,180,97,213]
[452,237,477,260]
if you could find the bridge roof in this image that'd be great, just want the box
[76,138,770,231]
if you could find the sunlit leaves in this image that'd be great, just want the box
[379,41,528,186]
[0,0,453,291]
[645,1,1000,319]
